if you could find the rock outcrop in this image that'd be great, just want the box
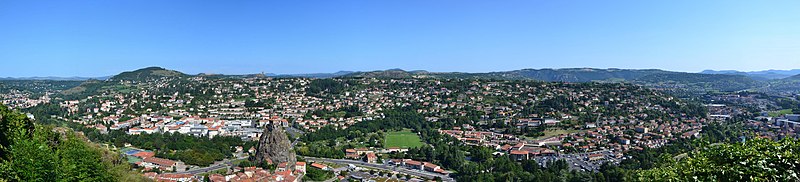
[252,123,296,169]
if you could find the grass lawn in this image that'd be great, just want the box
[768,109,793,117]
[230,159,247,166]
[384,129,424,149]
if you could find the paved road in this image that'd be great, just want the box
[286,127,304,147]
[177,156,249,175]
[303,156,455,182]
[178,127,304,175]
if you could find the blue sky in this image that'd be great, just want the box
[1,1,799,77]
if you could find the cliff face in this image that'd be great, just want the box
[252,123,296,169]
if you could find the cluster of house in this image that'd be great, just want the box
[60,77,384,134]
[213,162,305,182]
[87,114,294,140]
[750,114,800,140]
[142,162,306,182]
[0,90,51,109]
[122,149,183,172]
[345,148,379,163]
[389,159,449,175]
[32,76,726,179]
[572,118,704,152]
[61,77,699,149]
[443,116,706,159]
[440,125,520,147]
[500,142,558,161]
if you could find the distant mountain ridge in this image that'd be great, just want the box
[478,68,673,82]
[635,72,763,92]
[344,68,674,81]
[13,66,800,94]
[0,76,111,81]
[700,69,800,80]
[342,68,768,92]
[274,71,355,78]
[784,74,800,80]
[342,69,416,78]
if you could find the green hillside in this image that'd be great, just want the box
[634,72,763,92]
[0,104,150,181]
[109,67,186,81]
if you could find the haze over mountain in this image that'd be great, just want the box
[0,76,112,81]
[700,69,800,80]
[9,66,800,95]
[57,66,800,95]
[4,67,799,81]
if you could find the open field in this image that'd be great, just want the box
[384,129,424,148]
[768,109,793,117]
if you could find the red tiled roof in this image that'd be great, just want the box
[423,162,439,169]
[510,150,529,155]
[405,160,422,166]
[143,157,176,167]
[133,151,155,158]
[310,163,328,169]
[209,174,226,182]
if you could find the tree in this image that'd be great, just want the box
[0,138,57,181]
[0,104,148,181]
[56,135,114,181]
[637,138,800,181]
[0,104,35,158]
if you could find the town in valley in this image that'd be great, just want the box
[2,67,800,181]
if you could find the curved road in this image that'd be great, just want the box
[177,156,249,175]
[177,127,304,175]
[303,156,455,182]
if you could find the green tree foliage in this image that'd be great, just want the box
[55,134,115,181]
[82,130,255,166]
[0,137,58,181]
[303,166,334,181]
[635,72,763,92]
[0,104,34,158]
[305,79,359,97]
[304,105,363,119]
[0,104,148,181]
[637,138,800,181]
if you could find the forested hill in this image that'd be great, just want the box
[108,67,187,81]
[785,74,800,80]
[466,68,673,82]
[342,69,416,78]
[342,68,673,81]
[0,104,150,181]
[633,72,762,92]
[757,74,800,94]
[39,67,800,99]
[340,68,769,93]
[61,67,188,100]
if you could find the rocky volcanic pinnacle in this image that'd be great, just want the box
[252,123,296,169]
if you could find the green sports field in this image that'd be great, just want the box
[384,129,424,148]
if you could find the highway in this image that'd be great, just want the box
[303,156,455,182]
